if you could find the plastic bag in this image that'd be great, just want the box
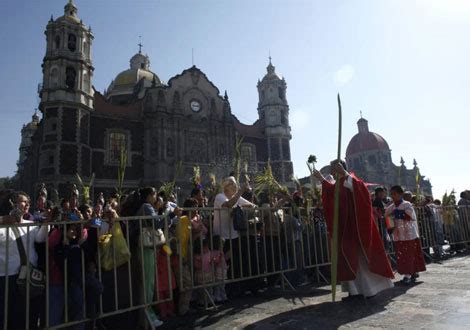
[99,223,131,271]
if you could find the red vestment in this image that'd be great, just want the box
[322,174,394,282]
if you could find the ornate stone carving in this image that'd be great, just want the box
[191,70,200,85]
[144,93,153,112]
[187,133,207,162]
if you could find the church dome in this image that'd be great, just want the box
[346,117,390,157]
[113,68,160,87]
[106,50,163,100]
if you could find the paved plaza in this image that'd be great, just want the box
[165,253,470,329]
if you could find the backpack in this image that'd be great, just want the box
[233,205,247,231]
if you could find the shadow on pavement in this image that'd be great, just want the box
[244,282,422,330]
[161,282,421,329]
[161,286,331,329]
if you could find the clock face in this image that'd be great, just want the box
[190,100,201,112]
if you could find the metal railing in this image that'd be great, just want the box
[1,205,469,329]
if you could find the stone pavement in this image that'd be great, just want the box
[164,252,470,330]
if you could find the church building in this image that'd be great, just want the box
[16,1,293,198]
[344,116,432,195]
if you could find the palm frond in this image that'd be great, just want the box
[192,165,201,186]
[88,173,95,187]
[159,181,175,200]
[308,154,317,164]
[75,173,84,188]
[291,175,303,197]
[233,135,244,182]
[254,161,288,199]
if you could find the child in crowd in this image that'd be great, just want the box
[211,235,228,303]
[184,198,207,242]
[386,185,426,284]
[78,203,104,324]
[65,220,88,329]
[193,238,214,305]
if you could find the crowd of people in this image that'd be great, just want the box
[0,168,469,329]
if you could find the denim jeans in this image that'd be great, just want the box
[69,283,85,330]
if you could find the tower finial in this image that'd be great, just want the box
[360,110,363,118]
[64,0,78,16]
[138,36,143,54]
[267,53,275,74]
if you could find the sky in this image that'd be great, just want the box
[0,0,469,199]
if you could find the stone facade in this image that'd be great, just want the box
[16,1,294,199]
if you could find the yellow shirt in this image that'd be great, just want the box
[176,215,191,261]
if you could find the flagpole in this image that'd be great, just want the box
[331,93,343,302]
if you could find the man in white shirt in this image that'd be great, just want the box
[0,191,48,329]
[213,177,254,297]
[213,177,253,240]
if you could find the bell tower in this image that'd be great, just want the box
[38,0,94,195]
[257,57,293,182]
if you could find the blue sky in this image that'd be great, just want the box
[0,0,469,198]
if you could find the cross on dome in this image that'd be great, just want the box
[138,36,143,54]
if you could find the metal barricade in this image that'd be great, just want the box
[1,205,469,329]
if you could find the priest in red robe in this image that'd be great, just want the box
[313,160,394,300]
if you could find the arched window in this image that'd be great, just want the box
[108,132,127,164]
[83,40,89,57]
[166,138,174,158]
[83,70,90,93]
[281,110,287,125]
[278,87,285,100]
[68,34,77,52]
[65,67,76,89]
[241,145,253,164]
[54,35,61,50]
[50,68,59,88]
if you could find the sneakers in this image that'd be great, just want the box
[153,318,164,328]
[145,309,164,329]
